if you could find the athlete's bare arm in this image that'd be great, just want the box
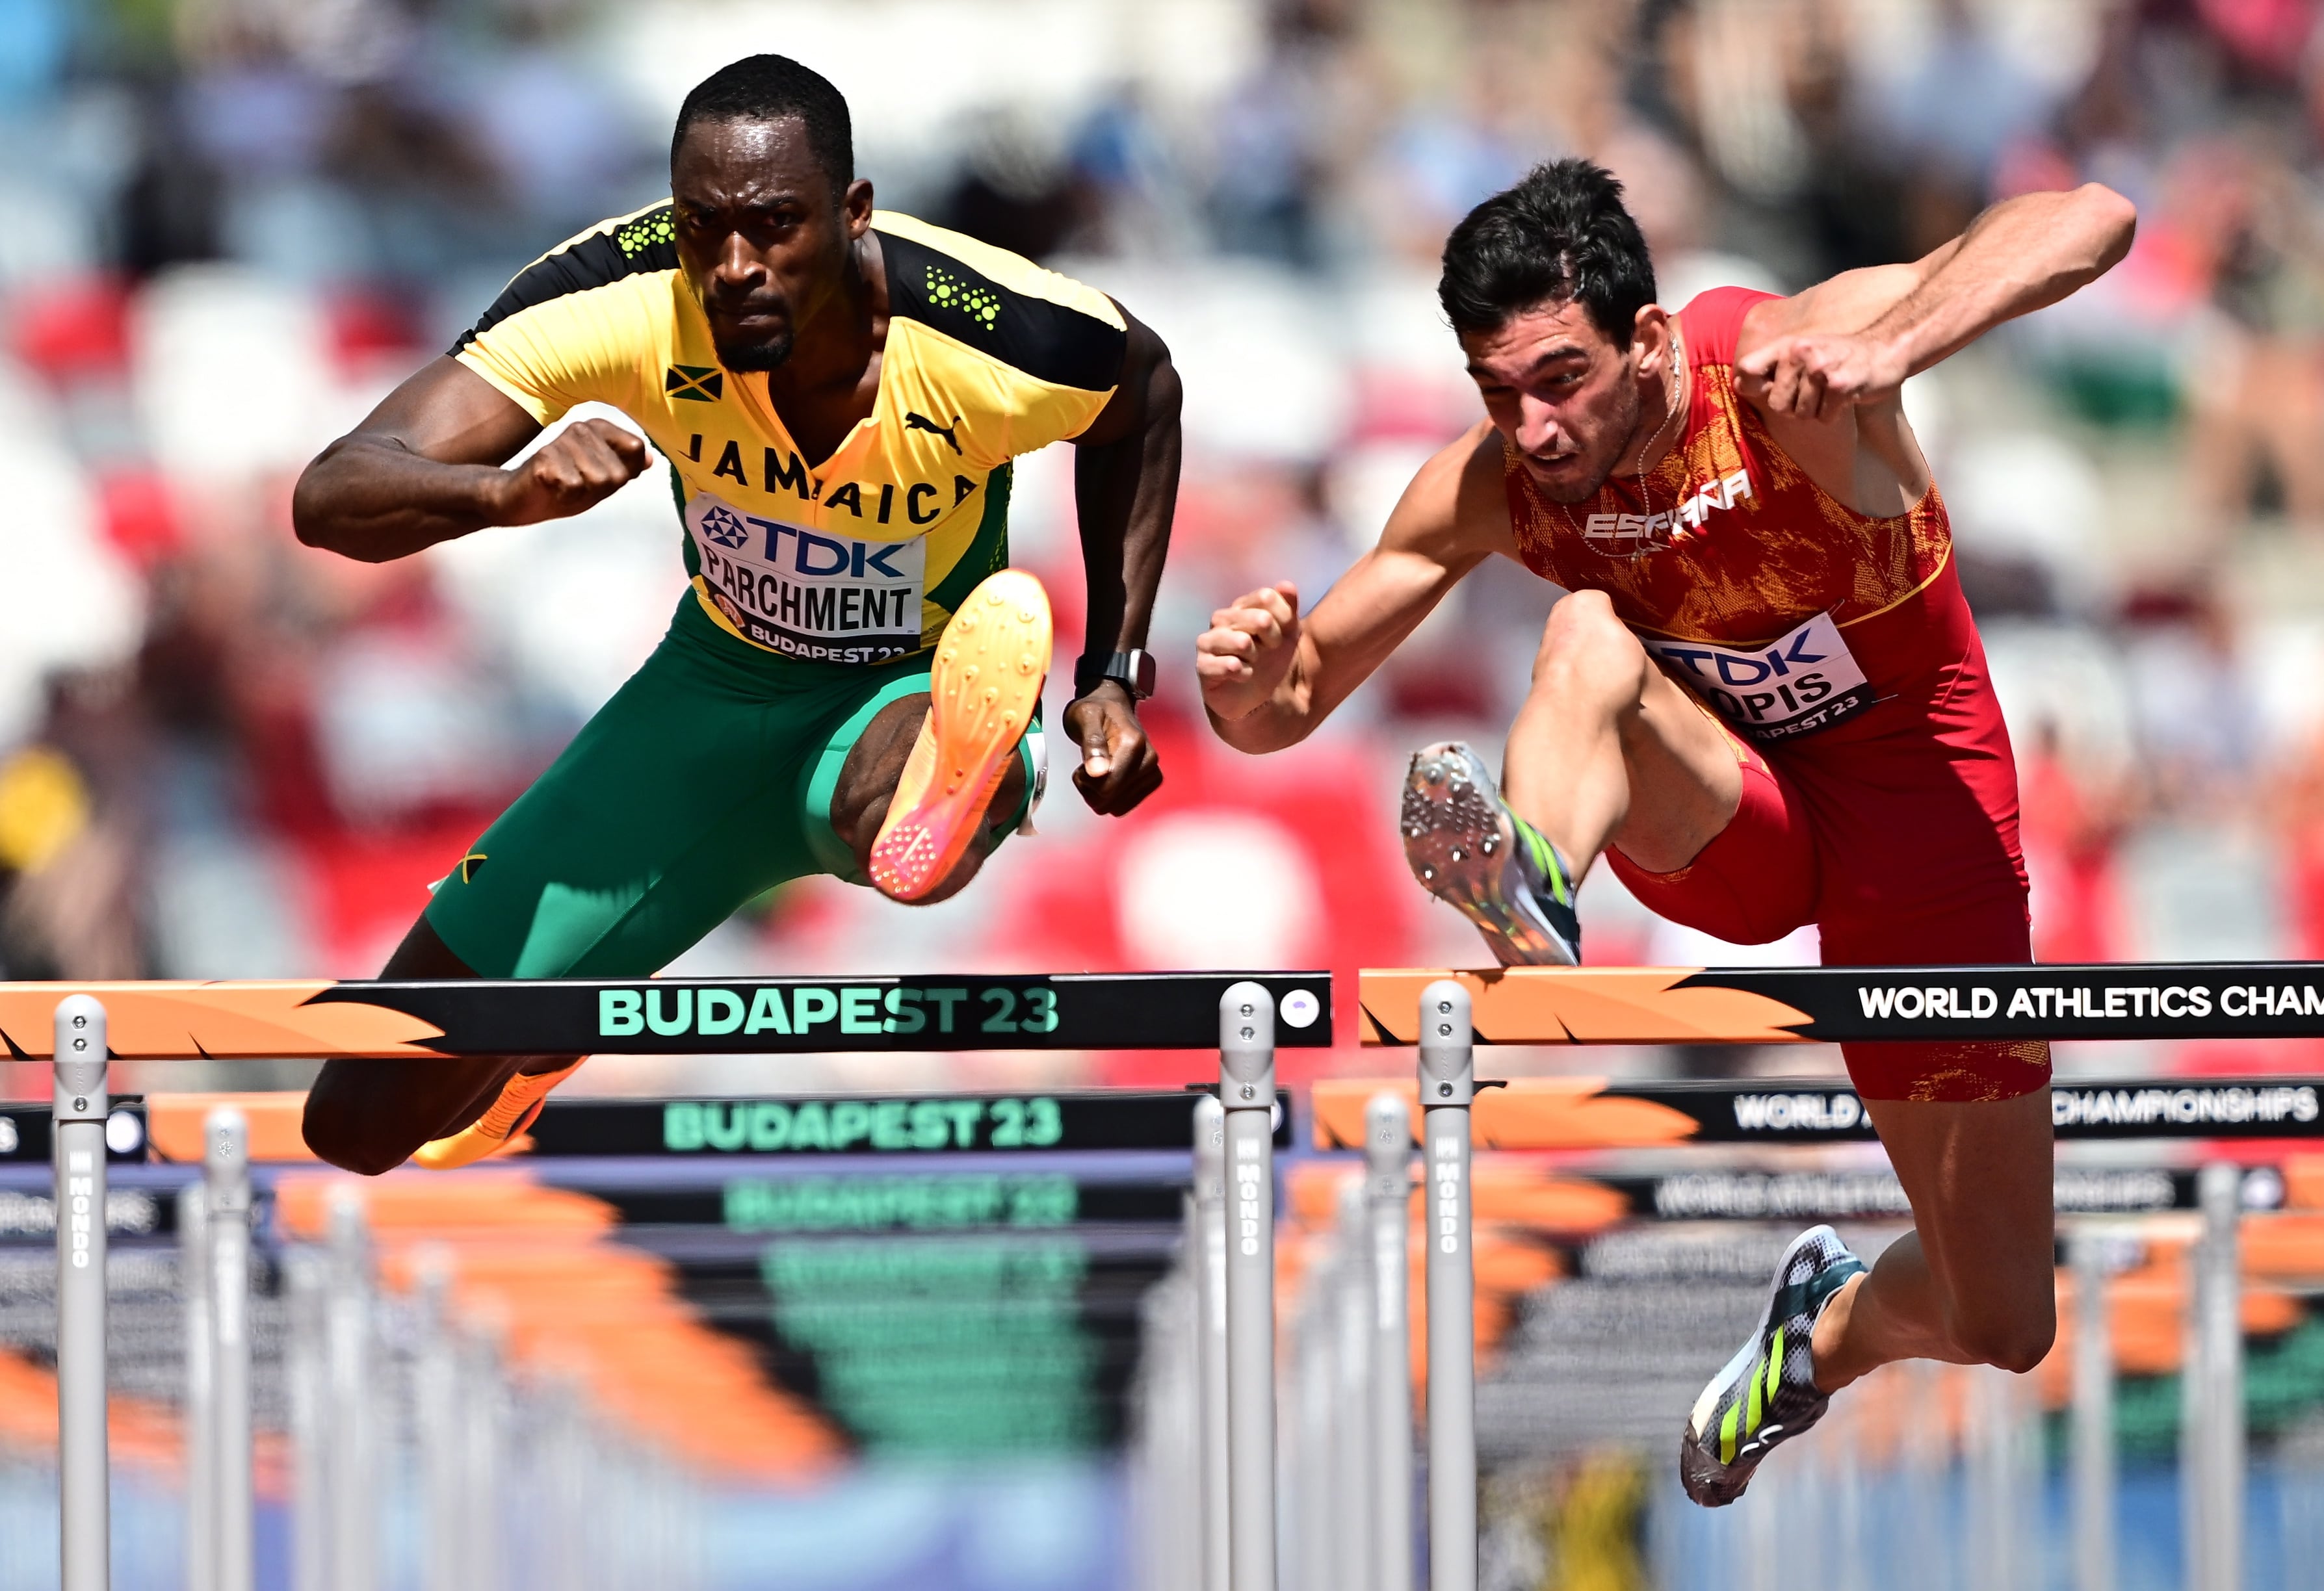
[292,357,650,562]
[1733,183,2136,513]
[1198,422,1508,752]
[1062,310,1179,811]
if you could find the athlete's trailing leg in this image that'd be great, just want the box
[1679,1088,2056,1505]
[1808,1091,2059,1385]
[301,918,578,1176]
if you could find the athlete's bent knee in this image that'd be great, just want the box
[300,1077,408,1178]
[300,1108,406,1176]
[1532,591,1648,706]
[1948,1303,2057,1375]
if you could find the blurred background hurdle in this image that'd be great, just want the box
[5,973,1325,1591]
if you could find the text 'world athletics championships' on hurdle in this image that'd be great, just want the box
[5,972,1327,1591]
[17,959,2324,1591]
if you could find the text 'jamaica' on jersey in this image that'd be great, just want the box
[452,205,1127,664]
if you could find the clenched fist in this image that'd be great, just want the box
[1735,331,1910,422]
[1063,683,1164,815]
[1195,581,1301,721]
[490,419,651,524]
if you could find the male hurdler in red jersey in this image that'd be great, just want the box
[1195,161,2135,1506]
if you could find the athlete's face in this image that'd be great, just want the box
[1461,300,1673,504]
[672,116,873,372]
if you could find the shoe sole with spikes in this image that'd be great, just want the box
[1400,741,1578,966]
[868,569,1050,901]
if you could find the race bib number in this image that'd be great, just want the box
[686,495,923,664]
[1641,612,1873,742]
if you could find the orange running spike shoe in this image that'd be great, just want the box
[411,1058,585,1169]
[868,569,1051,901]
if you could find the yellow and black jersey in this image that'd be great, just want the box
[453,205,1127,664]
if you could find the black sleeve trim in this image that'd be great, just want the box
[450,207,681,353]
[880,229,1125,393]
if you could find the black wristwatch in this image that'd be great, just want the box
[1074,649,1156,701]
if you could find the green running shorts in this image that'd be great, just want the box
[424,594,1036,979]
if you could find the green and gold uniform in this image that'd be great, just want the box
[425,205,1126,978]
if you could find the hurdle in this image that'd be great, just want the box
[3,970,1327,1591]
[1346,961,2324,1591]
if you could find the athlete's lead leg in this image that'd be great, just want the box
[1500,589,1739,874]
[860,569,1050,902]
[1400,591,1744,966]
[828,693,1028,906]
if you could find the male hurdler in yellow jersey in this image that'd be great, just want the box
[454,203,1125,667]
[290,55,1179,1176]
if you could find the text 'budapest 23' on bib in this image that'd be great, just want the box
[1639,612,1874,743]
[686,492,925,666]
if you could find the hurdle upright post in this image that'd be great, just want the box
[1416,981,1474,1591]
[458,1316,508,1591]
[52,994,109,1591]
[1192,1094,1231,1591]
[283,1251,328,1591]
[1363,1093,1413,1591]
[413,1249,460,1591]
[181,1182,215,1591]
[203,1109,253,1591]
[326,1188,377,1591]
[1333,1182,1374,1591]
[1218,982,1278,1591]
[2186,1162,2245,1591]
[2069,1227,2117,1591]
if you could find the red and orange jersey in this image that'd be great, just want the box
[1501,286,1955,745]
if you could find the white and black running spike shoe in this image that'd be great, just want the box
[1680,1224,1868,1507]
[1401,742,1581,966]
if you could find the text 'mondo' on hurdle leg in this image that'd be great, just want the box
[52,994,108,1591]
[1219,983,1278,1591]
[1417,981,1476,1591]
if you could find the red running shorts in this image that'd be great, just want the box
[1603,727,2052,1104]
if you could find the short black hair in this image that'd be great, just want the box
[1438,159,1657,346]
[671,55,854,201]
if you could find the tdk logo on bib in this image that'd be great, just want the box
[685,493,924,665]
[1641,612,1873,742]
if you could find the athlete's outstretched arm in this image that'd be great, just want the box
[1199,426,1502,754]
[1738,183,2138,419]
[293,357,648,562]
[1064,310,1179,814]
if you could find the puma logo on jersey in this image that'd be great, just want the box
[906,411,963,454]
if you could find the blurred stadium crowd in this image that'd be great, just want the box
[5,0,2324,1083]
